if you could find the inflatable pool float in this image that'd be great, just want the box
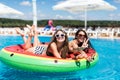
[0,44,98,73]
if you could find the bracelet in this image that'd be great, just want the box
[74,47,85,51]
[78,47,85,50]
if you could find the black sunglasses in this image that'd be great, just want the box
[78,34,85,37]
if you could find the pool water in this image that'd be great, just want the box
[0,36,120,80]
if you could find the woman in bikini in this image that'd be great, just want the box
[46,29,69,59]
[69,29,95,61]
[16,25,69,59]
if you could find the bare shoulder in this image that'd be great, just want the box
[50,42,57,47]
[49,42,58,52]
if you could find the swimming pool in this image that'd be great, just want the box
[0,36,120,80]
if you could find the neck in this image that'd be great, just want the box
[56,42,64,49]
[75,39,79,44]
[75,39,83,46]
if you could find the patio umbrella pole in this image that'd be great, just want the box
[85,8,87,30]
[32,0,37,28]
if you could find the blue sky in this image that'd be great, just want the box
[0,0,120,20]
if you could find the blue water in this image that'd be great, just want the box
[0,36,120,80]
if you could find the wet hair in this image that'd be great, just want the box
[74,29,94,49]
[46,29,69,58]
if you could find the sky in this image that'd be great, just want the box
[0,0,120,21]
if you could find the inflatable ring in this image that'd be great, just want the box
[0,44,98,73]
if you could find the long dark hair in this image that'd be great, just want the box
[75,29,94,49]
[46,29,69,58]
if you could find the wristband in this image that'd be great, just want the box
[74,47,85,51]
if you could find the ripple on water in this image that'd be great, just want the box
[0,66,83,80]
[0,37,120,80]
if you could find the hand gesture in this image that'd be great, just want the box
[81,38,89,48]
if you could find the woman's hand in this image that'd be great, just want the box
[81,38,89,48]
[73,39,89,51]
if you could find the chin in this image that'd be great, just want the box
[58,40,64,43]
[79,39,84,42]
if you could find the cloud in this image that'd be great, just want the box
[109,14,115,17]
[54,14,76,20]
[0,14,24,19]
[55,14,64,19]
[21,12,33,20]
[118,13,120,16]
[20,1,31,6]
[114,0,120,3]
[67,15,74,19]
[38,13,47,19]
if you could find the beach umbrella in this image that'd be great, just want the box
[53,0,117,30]
[0,3,24,15]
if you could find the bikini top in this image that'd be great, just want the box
[46,51,54,57]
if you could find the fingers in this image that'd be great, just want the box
[15,28,25,36]
[85,38,89,44]
[82,38,89,48]
[26,24,31,29]
[26,24,38,36]
[83,38,86,43]
[83,38,89,44]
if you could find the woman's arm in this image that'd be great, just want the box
[73,47,85,51]
[73,38,89,51]
[49,42,61,58]
[69,41,81,53]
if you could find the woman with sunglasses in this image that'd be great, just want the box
[46,29,69,59]
[16,26,69,59]
[69,29,95,61]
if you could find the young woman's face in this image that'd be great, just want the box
[77,31,86,42]
[55,31,66,43]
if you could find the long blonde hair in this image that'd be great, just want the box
[46,29,69,58]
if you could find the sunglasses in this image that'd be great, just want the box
[55,34,65,38]
[78,34,85,37]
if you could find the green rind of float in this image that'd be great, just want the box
[0,49,98,73]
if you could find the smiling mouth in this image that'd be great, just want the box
[58,38,63,40]
[78,37,84,41]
